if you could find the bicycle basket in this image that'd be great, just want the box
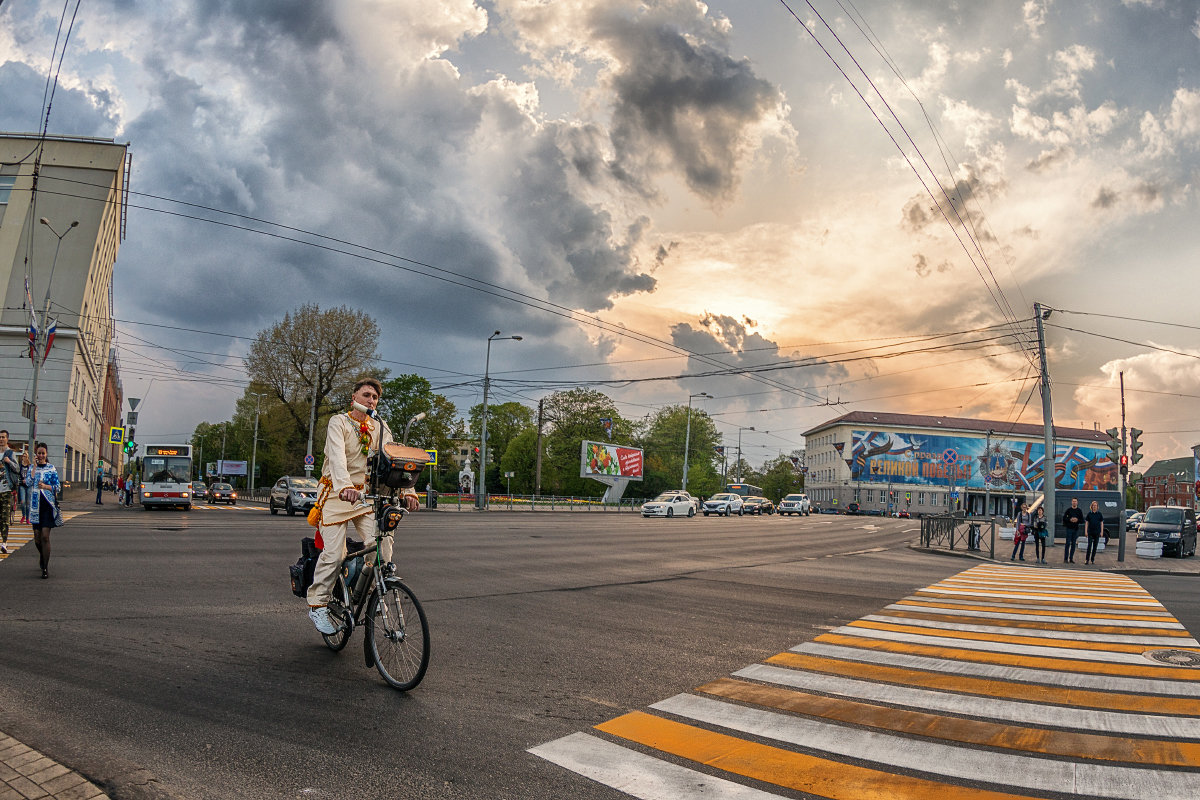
[372,443,431,489]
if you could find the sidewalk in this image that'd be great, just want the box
[0,734,108,800]
[913,534,1200,575]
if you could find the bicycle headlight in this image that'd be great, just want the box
[381,504,405,532]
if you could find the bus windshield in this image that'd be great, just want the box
[144,456,191,483]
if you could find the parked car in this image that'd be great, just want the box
[743,496,775,515]
[1136,505,1197,557]
[190,481,208,501]
[1125,511,1144,532]
[897,509,911,519]
[845,502,861,515]
[641,491,696,518]
[207,482,237,505]
[778,493,811,516]
[270,475,321,516]
[702,492,745,516]
[820,506,839,514]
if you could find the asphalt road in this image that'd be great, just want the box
[1,505,1197,799]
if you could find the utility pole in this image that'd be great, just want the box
[1118,372,1127,562]
[1034,302,1057,546]
[534,397,544,497]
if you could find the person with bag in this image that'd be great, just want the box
[1032,506,1049,564]
[1084,500,1106,565]
[1011,501,1031,561]
[22,442,64,579]
[305,378,419,634]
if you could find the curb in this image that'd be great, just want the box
[0,733,109,800]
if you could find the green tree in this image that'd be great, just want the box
[635,405,721,498]
[541,388,633,497]
[378,373,461,487]
[468,401,535,464]
[759,455,805,502]
[243,304,383,473]
[498,429,539,494]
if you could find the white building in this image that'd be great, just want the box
[0,133,129,485]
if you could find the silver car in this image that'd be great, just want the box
[778,493,811,516]
[270,475,321,516]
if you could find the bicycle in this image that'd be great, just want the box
[318,440,432,691]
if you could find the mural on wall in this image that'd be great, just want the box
[849,431,1116,491]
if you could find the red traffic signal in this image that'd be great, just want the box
[1119,454,1129,467]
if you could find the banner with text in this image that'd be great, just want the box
[580,441,643,480]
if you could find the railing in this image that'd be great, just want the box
[421,493,643,512]
[920,513,996,559]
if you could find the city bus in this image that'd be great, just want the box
[724,483,764,497]
[139,444,194,510]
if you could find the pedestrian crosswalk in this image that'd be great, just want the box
[0,512,89,561]
[531,564,1200,799]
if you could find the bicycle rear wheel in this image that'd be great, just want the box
[322,582,353,651]
[366,579,429,690]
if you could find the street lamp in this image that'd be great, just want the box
[681,392,711,492]
[736,426,755,482]
[26,218,79,449]
[303,349,320,476]
[249,392,267,498]
[477,331,522,509]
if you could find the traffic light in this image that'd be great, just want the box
[1119,454,1129,475]
[1129,428,1144,465]
[1105,427,1121,463]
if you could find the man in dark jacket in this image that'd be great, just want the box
[1062,498,1084,563]
[1084,501,1106,564]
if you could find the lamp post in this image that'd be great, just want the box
[26,218,79,449]
[249,392,266,498]
[303,349,320,476]
[477,331,522,509]
[736,426,755,482]
[681,392,711,492]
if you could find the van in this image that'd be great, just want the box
[1135,506,1197,558]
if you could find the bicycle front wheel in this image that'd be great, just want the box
[366,579,430,690]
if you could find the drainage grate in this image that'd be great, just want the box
[1143,649,1200,668]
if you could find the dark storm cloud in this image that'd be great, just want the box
[900,166,1003,237]
[670,314,848,388]
[0,62,117,136]
[593,13,781,203]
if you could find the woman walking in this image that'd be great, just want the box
[1032,506,1049,564]
[1011,501,1032,561]
[1084,500,1105,565]
[22,443,63,579]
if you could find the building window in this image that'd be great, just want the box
[0,175,14,204]
[866,490,873,503]
[853,488,860,502]
[918,492,926,505]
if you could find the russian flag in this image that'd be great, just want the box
[41,318,56,366]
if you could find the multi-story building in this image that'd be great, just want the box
[0,133,129,486]
[1137,457,1195,510]
[803,410,1114,517]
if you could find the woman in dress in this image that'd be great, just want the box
[22,442,64,579]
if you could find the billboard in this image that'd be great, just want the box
[580,441,643,480]
[218,460,248,476]
[847,430,1115,492]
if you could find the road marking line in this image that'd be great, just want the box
[861,614,1196,644]
[886,602,1185,627]
[529,732,780,800]
[897,596,1176,618]
[843,619,1186,653]
[798,642,1200,696]
[763,651,1200,716]
[913,587,1163,607]
[597,710,1051,800]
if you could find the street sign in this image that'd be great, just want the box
[304,454,315,466]
[425,449,438,467]
[128,398,140,410]
[109,426,125,444]
[504,471,515,478]
[941,449,959,465]
[126,411,138,425]
[951,492,960,500]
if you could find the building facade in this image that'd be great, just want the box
[0,133,129,486]
[803,411,1115,516]
[1137,457,1195,510]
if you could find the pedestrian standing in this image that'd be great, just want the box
[22,443,63,579]
[95,463,104,504]
[1084,501,1105,565]
[1062,498,1084,564]
[0,430,18,554]
[1033,506,1049,564]
[1011,501,1031,561]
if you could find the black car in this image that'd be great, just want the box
[208,482,237,505]
[270,475,321,516]
[1136,505,1197,557]
[845,502,861,515]
[743,496,775,515]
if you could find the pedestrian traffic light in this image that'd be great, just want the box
[1129,428,1144,465]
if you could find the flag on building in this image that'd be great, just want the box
[41,318,57,365]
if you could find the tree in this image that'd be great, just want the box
[759,455,804,502]
[540,389,633,497]
[635,405,721,498]
[243,304,383,472]
[378,374,461,487]
[467,401,535,467]
[498,429,539,494]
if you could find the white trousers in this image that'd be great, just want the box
[306,513,392,607]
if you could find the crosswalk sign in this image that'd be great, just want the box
[425,449,437,467]
[109,426,125,444]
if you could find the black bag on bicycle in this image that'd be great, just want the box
[289,537,322,598]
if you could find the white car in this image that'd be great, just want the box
[703,493,745,517]
[778,493,811,516]
[642,492,697,518]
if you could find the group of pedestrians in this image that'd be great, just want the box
[1011,496,1108,566]
[0,429,64,578]
[97,473,136,506]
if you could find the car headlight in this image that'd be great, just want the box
[1169,532,1181,539]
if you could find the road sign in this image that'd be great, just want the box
[951,492,959,500]
[109,426,125,444]
[126,411,138,425]
[303,454,315,467]
[128,398,140,410]
[425,449,438,467]
[941,449,959,465]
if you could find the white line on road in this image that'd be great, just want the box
[860,614,1198,646]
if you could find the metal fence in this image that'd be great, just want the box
[425,493,642,512]
[920,513,996,559]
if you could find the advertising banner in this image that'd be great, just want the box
[218,460,248,476]
[580,441,643,480]
[849,430,1115,492]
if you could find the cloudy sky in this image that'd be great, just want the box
[2,0,1198,467]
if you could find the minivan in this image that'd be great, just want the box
[1136,505,1197,558]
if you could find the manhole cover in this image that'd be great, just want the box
[1143,649,1200,667]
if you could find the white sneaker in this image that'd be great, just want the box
[308,606,336,635]
[0,544,8,554]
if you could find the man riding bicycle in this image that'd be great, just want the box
[308,378,419,634]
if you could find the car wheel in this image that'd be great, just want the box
[703,511,709,516]
[667,507,674,518]
[270,499,278,515]
[738,507,744,516]
[687,507,695,517]
[286,499,295,517]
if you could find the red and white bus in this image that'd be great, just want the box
[139,444,194,510]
